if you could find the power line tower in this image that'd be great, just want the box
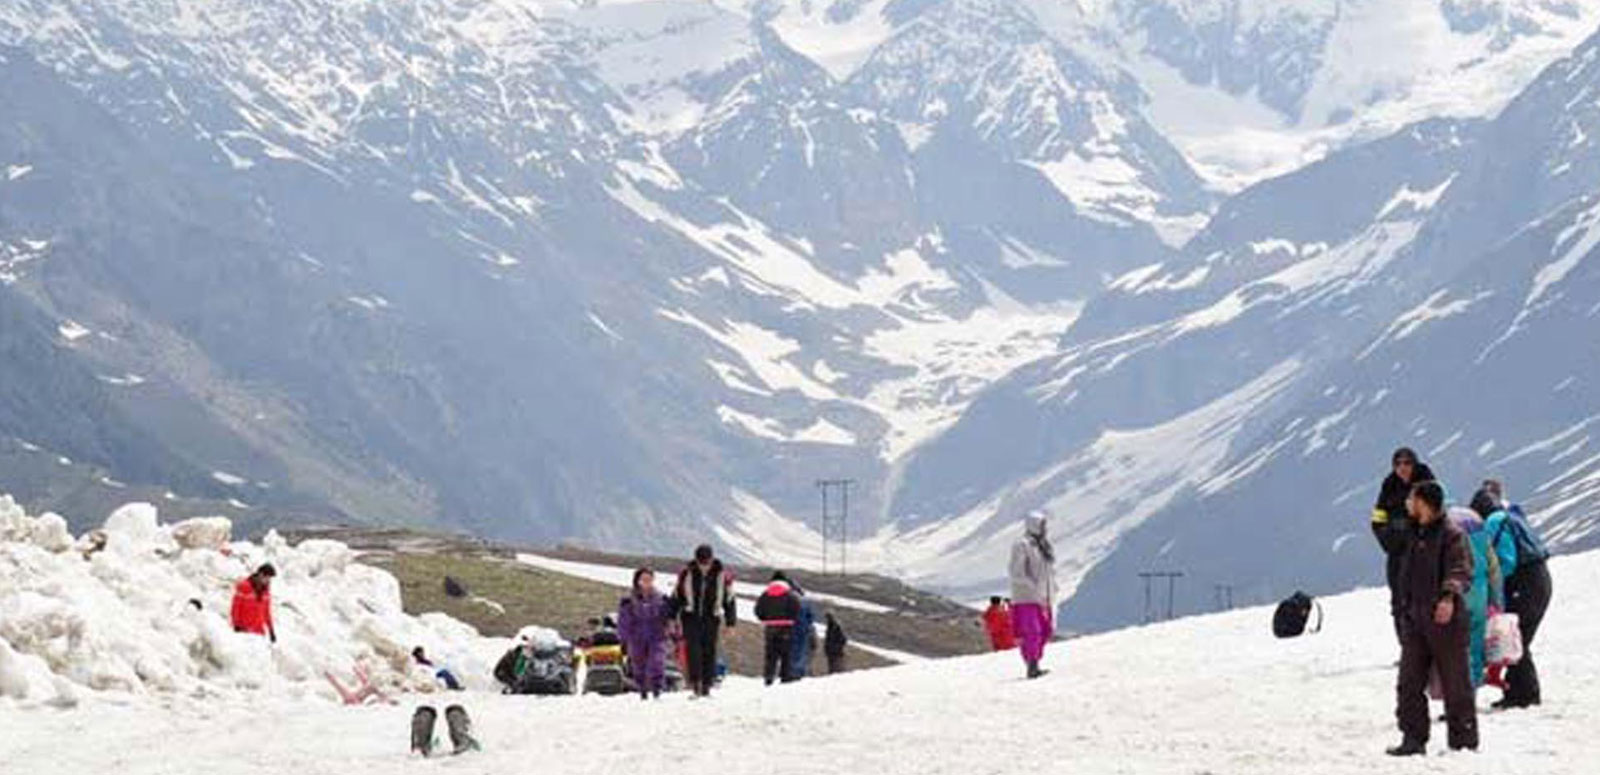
[1213,584,1235,612]
[1137,571,1185,622]
[816,479,854,576]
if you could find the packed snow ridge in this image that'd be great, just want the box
[0,495,499,707]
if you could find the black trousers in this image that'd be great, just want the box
[681,616,720,695]
[763,626,794,685]
[1504,561,1553,705]
[826,653,845,674]
[1396,613,1477,750]
[1387,555,1406,647]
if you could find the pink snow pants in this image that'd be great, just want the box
[1011,603,1053,664]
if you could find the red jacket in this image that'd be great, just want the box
[230,577,274,638]
[982,605,1016,651]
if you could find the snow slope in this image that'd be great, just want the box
[7,542,1597,773]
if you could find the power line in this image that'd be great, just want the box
[1214,584,1235,612]
[817,479,854,576]
[1137,571,1185,622]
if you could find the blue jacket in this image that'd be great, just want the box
[1482,510,1518,603]
[788,597,817,679]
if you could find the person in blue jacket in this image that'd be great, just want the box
[1471,483,1546,703]
[1447,503,1510,687]
[788,582,817,681]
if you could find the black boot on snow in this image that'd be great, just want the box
[1026,661,1047,680]
[410,706,439,757]
[1386,739,1426,757]
[444,705,480,755]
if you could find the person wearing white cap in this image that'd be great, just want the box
[1008,511,1056,679]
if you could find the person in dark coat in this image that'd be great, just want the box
[1477,480,1554,710]
[671,544,737,698]
[1372,448,1436,645]
[754,572,803,686]
[823,613,848,674]
[1389,481,1477,756]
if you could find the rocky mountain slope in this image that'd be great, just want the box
[3,0,1598,630]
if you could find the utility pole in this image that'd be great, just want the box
[1214,584,1235,612]
[1138,570,1185,622]
[816,479,854,576]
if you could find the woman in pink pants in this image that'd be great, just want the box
[1009,512,1056,679]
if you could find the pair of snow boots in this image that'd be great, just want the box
[410,704,480,757]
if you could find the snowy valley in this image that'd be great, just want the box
[2,0,1600,634]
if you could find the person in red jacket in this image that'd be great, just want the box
[231,563,277,642]
[982,596,1016,651]
[754,572,802,686]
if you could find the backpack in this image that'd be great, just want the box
[1492,505,1550,567]
[1272,591,1322,638]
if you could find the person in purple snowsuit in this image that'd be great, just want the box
[617,568,672,700]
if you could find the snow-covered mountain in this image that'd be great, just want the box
[886,21,1600,629]
[2,0,1598,629]
[0,0,1168,546]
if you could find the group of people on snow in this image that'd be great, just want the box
[530,544,851,699]
[217,466,1559,762]
[1371,447,1554,756]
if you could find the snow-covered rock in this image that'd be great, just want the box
[170,517,232,551]
[0,497,500,706]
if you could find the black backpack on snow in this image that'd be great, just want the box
[1272,591,1322,638]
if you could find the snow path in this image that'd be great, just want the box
[515,553,924,664]
[8,552,1598,774]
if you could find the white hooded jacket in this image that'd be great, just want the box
[1009,513,1056,607]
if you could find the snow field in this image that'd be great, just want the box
[5,544,1597,774]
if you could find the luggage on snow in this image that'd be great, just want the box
[495,643,576,696]
[1485,610,1524,667]
[1272,591,1322,638]
[581,643,631,696]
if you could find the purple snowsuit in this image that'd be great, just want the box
[617,591,671,693]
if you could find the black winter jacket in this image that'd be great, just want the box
[1371,463,1436,606]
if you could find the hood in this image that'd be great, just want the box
[1023,512,1048,539]
[764,580,792,596]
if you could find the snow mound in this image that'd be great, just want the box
[0,495,497,709]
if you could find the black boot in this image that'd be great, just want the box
[1386,739,1426,757]
[1026,660,1047,679]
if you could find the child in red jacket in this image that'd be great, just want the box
[231,563,277,642]
[982,596,1016,651]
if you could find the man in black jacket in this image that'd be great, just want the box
[671,544,737,698]
[824,613,848,674]
[755,572,802,686]
[1389,481,1477,756]
[1372,447,1436,646]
